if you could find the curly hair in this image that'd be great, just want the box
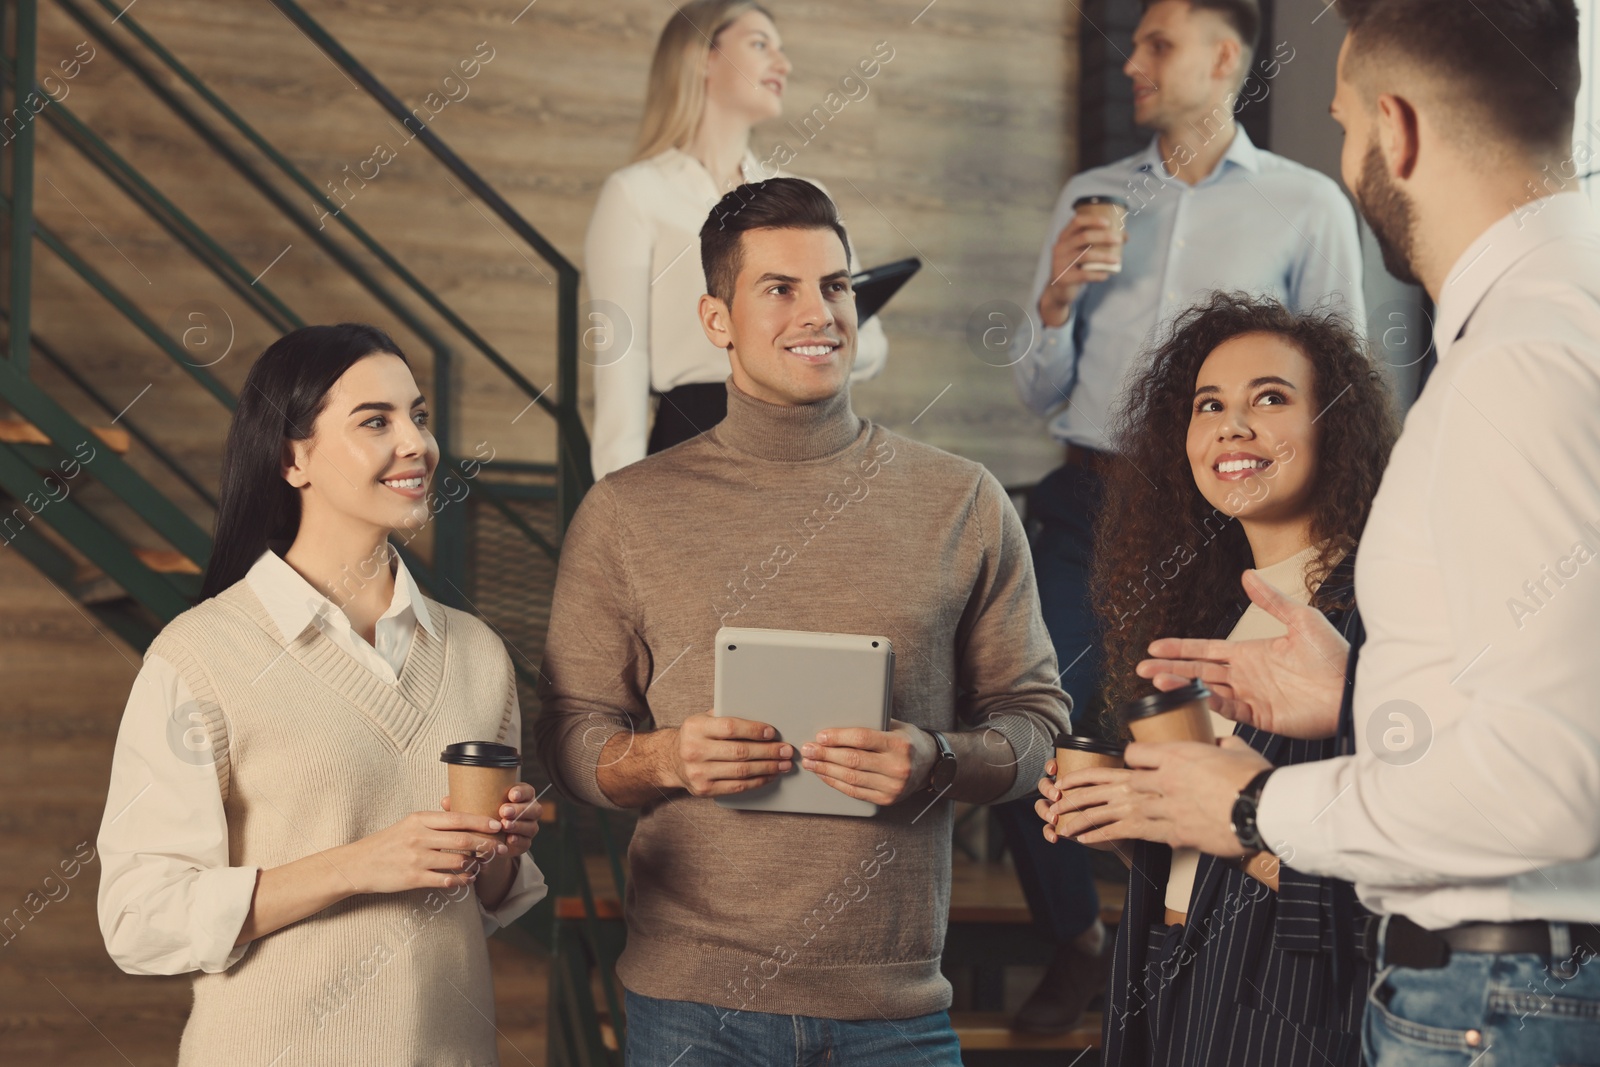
[1091,291,1400,729]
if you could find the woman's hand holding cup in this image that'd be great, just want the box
[1036,760,1137,851]
[343,810,504,894]
[443,782,541,862]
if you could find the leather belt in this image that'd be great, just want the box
[1364,914,1600,969]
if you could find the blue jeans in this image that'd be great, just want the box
[1365,934,1600,1065]
[623,989,963,1067]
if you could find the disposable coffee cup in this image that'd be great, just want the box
[1052,734,1127,837]
[441,741,520,840]
[1072,195,1130,274]
[1118,682,1215,745]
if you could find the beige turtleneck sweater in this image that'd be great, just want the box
[142,581,522,1066]
[534,380,1071,1020]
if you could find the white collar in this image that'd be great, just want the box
[657,145,764,190]
[1433,192,1595,362]
[245,546,437,644]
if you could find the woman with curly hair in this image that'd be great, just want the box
[1037,291,1399,1066]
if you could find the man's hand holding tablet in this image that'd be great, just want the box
[594,711,793,806]
[667,710,795,797]
[801,719,938,806]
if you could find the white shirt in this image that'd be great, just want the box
[1014,129,1365,450]
[97,549,547,975]
[584,147,889,478]
[1260,193,1600,928]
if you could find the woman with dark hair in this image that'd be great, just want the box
[96,325,547,1064]
[1036,292,1399,1066]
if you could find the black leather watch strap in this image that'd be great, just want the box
[924,728,958,793]
[1230,768,1275,852]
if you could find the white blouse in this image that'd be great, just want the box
[583,146,889,478]
[96,549,547,975]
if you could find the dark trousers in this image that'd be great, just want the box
[991,461,1106,944]
[647,382,727,455]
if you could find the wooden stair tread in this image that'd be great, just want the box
[133,548,202,574]
[950,1010,1102,1050]
[72,548,203,605]
[0,416,131,455]
[555,855,1126,927]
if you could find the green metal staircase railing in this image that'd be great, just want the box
[0,1,624,1062]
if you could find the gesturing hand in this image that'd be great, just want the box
[669,710,794,797]
[1136,569,1348,740]
[801,719,937,806]
[344,810,503,894]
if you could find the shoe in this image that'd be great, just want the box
[1010,927,1111,1034]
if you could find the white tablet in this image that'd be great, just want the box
[712,627,895,818]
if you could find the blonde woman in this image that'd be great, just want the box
[585,0,888,479]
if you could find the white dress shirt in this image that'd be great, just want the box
[97,548,547,975]
[1014,128,1365,450]
[584,147,889,478]
[1260,193,1600,929]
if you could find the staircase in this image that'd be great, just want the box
[0,0,614,1054]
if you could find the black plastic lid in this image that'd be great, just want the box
[1054,734,1126,757]
[440,741,520,768]
[1073,195,1131,209]
[1118,682,1211,723]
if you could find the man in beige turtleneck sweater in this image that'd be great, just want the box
[535,178,1071,1065]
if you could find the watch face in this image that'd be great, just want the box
[1231,798,1264,851]
[931,754,958,791]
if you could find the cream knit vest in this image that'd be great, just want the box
[149,580,517,1066]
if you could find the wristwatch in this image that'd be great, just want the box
[1230,768,1276,852]
[924,728,958,794]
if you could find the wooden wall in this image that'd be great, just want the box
[4,1,1079,1060]
[25,0,1075,508]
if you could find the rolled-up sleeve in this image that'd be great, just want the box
[479,669,548,933]
[96,657,258,975]
[953,470,1074,803]
[479,853,548,936]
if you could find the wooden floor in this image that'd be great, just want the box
[0,548,555,1063]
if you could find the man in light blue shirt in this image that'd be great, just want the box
[995,0,1364,1037]
[1018,123,1366,452]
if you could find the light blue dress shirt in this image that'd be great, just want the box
[1014,128,1366,450]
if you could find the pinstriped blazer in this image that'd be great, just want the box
[1101,556,1373,1067]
